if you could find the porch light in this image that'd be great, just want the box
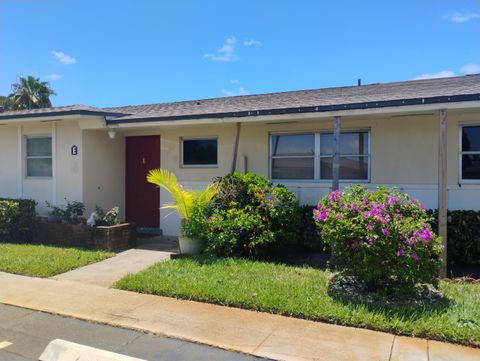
[107,128,116,139]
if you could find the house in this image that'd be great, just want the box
[0,75,479,236]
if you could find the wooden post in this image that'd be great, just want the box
[332,116,341,191]
[438,109,448,278]
[230,122,241,173]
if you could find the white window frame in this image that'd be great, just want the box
[25,134,53,178]
[180,136,219,168]
[269,130,371,182]
[459,123,480,184]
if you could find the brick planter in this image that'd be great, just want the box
[37,222,136,251]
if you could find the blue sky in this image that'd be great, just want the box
[1,0,479,108]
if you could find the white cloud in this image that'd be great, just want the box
[243,39,262,47]
[204,36,238,62]
[46,74,61,81]
[222,87,250,97]
[52,51,76,65]
[414,70,456,80]
[445,11,479,23]
[461,63,480,74]
[230,79,239,84]
[238,87,249,95]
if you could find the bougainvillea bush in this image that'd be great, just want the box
[314,186,442,292]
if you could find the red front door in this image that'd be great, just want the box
[126,135,160,228]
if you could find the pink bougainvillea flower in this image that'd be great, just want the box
[381,228,390,235]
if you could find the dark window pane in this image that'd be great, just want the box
[272,158,314,179]
[320,156,368,180]
[462,126,480,152]
[27,137,52,157]
[320,132,368,155]
[183,139,218,165]
[27,158,52,177]
[462,154,480,179]
[271,134,314,156]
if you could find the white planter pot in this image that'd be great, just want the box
[178,235,202,255]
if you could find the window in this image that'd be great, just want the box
[181,138,218,166]
[26,136,52,177]
[271,134,315,179]
[270,131,370,181]
[460,125,480,181]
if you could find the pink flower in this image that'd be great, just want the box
[315,210,328,222]
[366,224,374,230]
[381,229,390,236]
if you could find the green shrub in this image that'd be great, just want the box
[0,198,38,242]
[183,172,301,257]
[428,209,480,265]
[46,200,85,224]
[314,186,442,292]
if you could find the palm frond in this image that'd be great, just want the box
[147,168,217,219]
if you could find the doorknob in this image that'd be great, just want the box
[142,157,146,165]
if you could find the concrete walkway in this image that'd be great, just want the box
[52,246,173,287]
[0,272,479,361]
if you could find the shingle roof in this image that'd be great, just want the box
[103,74,480,123]
[1,74,479,122]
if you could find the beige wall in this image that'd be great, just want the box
[82,130,125,220]
[158,110,480,186]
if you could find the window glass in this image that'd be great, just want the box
[272,158,314,179]
[462,126,480,152]
[462,154,480,180]
[320,156,368,180]
[271,134,314,156]
[27,159,52,177]
[27,137,52,157]
[320,132,368,155]
[182,138,218,166]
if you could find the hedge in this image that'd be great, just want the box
[0,198,38,242]
[428,209,480,265]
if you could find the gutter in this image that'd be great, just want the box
[0,109,128,121]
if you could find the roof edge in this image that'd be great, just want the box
[0,109,128,121]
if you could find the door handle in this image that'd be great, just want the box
[142,157,146,165]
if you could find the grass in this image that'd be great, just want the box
[114,255,480,347]
[0,243,115,277]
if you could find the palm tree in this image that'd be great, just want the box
[6,76,55,110]
[146,168,217,220]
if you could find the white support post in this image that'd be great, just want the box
[52,122,57,205]
[332,116,341,191]
[17,125,23,198]
[438,109,448,278]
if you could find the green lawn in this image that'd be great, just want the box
[114,255,480,347]
[0,243,115,277]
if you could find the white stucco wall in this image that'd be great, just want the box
[0,120,85,215]
[82,130,125,220]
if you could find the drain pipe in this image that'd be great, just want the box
[230,122,242,173]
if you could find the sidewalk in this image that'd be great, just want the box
[0,272,479,361]
[52,247,172,287]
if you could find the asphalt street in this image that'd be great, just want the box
[0,303,266,361]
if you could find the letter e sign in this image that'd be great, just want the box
[71,145,78,156]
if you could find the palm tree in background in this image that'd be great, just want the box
[6,76,55,110]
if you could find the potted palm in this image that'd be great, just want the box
[146,168,217,254]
